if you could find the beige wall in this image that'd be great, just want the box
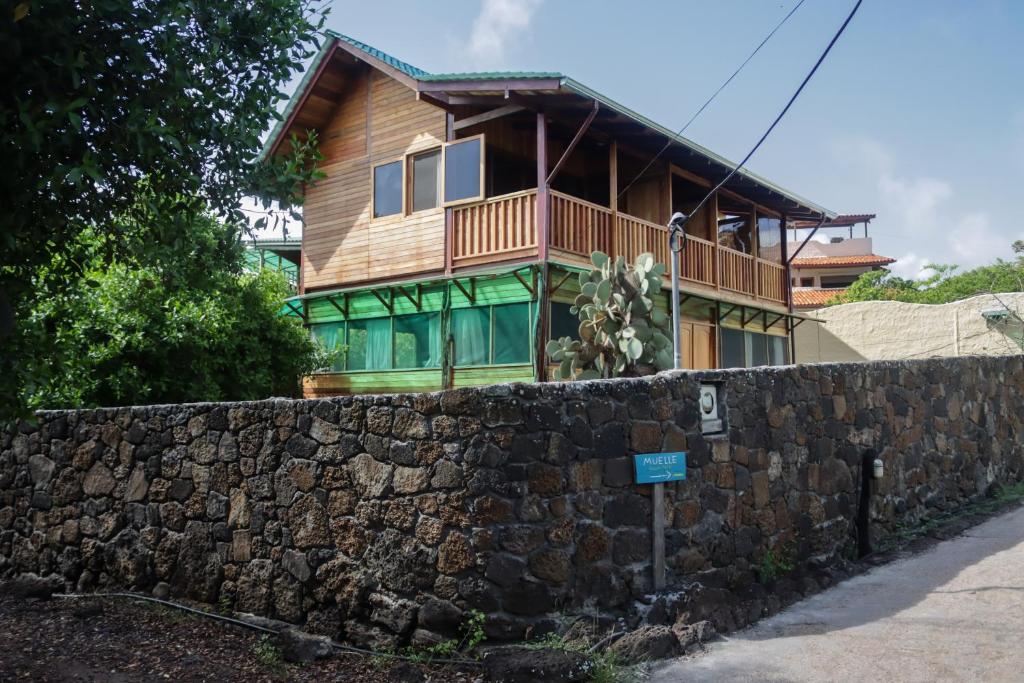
[795,293,1024,362]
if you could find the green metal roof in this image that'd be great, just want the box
[261,31,835,218]
[328,31,428,78]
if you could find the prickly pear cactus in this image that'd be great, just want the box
[546,251,674,380]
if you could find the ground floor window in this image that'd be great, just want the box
[311,312,442,371]
[549,301,579,342]
[721,328,789,368]
[452,302,531,366]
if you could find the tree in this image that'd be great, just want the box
[546,252,674,379]
[19,197,327,409]
[1,0,327,415]
[831,243,1024,306]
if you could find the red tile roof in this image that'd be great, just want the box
[792,289,847,308]
[791,254,896,268]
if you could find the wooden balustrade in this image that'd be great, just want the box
[680,234,716,288]
[718,246,755,295]
[549,191,613,257]
[452,188,788,307]
[451,189,538,265]
[615,214,671,267]
[757,259,787,304]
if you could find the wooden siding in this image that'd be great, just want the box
[303,70,447,291]
[304,369,442,397]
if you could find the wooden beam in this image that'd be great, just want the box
[370,288,393,313]
[548,270,574,296]
[396,284,421,310]
[451,278,475,303]
[719,304,738,322]
[513,268,536,296]
[327,294,348,319]
[284,301,307,321]
[546,100,599,186]
[418,77,562,93]
[537,112,549,261]
[453,104,525,131]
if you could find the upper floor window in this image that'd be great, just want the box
[373,160,403,218]
[444,136,484,205]
[410,149,440,212]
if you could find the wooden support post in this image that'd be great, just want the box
[652,482,666,590]
[537,112,549,262]
[609,141,618,259]
[444,112,455,275]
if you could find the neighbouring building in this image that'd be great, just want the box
[262,32,858,397]
[787,214,895,310]
[795,293,1024,362]
[243,237,302,291]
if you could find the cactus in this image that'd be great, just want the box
[546,251,674,380]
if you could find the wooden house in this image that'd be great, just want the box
[261,32,840,397]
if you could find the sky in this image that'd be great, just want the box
[274,0,1024,279]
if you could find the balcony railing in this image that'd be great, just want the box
[452,189,789,306]
[451,189,538,267]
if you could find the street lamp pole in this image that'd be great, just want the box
[668,212,688,370]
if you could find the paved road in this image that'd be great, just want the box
[652,505,1024,682]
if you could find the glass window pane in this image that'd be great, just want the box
[721,328,744,368]
[310,323,345,372]
[750,331,769,367]
[549,302,579,342]
[347,317,392,370]
[768,335,789,366]
[412,149,440,212]
[444,138,482,203]
[373,161,402,218]
[757,216,783,263]
[493,303,531,364]
[394,313,441,369]
[453,307,490,366]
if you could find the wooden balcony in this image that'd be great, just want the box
[451,189,789,308]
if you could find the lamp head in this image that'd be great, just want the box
[668,212,688,232]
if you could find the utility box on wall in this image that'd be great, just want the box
[699,383,724,434]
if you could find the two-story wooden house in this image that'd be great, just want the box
[261,32,840,397]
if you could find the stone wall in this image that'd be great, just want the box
[2,356,1022,646]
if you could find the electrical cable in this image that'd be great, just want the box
[617,0,808,201]
[668,0,863,236]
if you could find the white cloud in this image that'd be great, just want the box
[467,0,542,67]
[830,136,1022,272]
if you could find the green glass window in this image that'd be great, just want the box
[453,307,490,367]
[493,303,531,364]
[310,323,345,372]
[444,137,483,204]
[411,149,440,212]
[549,301,579,342]
[453,302,531,367]
[394,313,441,369]
[347,317,392,370]
[373,160,402,218]
[721,328,745,368]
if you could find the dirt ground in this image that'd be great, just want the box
[0,592,482,683]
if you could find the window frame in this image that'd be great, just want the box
[441,134,486,207]
[371,158,405,220]
[406,147,442,215]
[452,301,533,368]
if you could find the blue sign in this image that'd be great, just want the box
[633,452,687,484]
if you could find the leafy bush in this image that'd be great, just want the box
[19,202,326,409]
[546,252,673,380]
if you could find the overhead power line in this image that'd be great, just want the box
[670,0,864,240]
[617,0,808,201]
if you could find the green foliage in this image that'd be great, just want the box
[17,198,326,409]
[0,0,328,418]
[403,608,487,663]
[525,632,632,683]
[757,545,795,584]
[831,242,1024,306]
[252,634,285,671]
[546,252,673,380]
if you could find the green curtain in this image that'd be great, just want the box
[310,323,345,371]
[493,303,530,364]
[453,307,489,366]
[365,317,392,370]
